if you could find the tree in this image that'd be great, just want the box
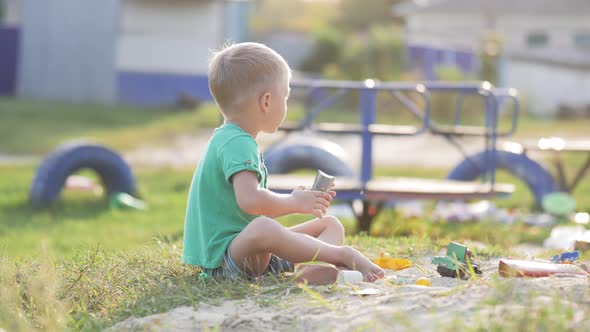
[335,0,405,31]
[301,26,343,73]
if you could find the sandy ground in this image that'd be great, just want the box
[0,154,38,165]
[0,129,549,169]
[110,245,590,332]
[123,130,549,169]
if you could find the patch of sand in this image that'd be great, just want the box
[110,255,590,331]
[122,130,553,170]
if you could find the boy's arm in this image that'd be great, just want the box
[232,171,332,219]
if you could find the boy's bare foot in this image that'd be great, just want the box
[342,247,385,282]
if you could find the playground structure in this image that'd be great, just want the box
[27,79,588,224]
[264,79,559,232]
[29,142,137,209]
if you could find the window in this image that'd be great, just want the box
[527,32,548,47]
[574,32,590,48]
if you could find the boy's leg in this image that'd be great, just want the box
[288,215,345,245]
[288,215,345,284]
[229,216,384,282]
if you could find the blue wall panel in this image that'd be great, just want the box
[118,71,213,107]
[0,26,19,96]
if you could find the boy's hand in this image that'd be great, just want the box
[290,185,335,219]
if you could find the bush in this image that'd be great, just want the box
[302,25,405,81]
[301,26,343,74]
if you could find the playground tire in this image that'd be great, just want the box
[29,142,137,209]
[264,140,355,176]
[447,150,557,206]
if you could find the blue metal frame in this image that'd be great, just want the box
[284,79,518,198]
[359,86,377,184]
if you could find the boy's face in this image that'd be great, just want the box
[263,76,290,133]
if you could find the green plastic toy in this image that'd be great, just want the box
[542,192,576,217]
[431,242,482,279]
[109,192,147,210]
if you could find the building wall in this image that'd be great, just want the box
[405,14,480,79]
[17,0,118,104]
[406,13,590,54]
[2,0,21,25]
[405,12,590,116]
[497,15,590,54]
[117,0,224,74]
[117,0,229,106]
[224,0,251,44]
[506,60,590,116]
[405,14,486,50]
[4,0,251,105]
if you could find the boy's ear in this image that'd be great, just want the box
[258,91,271,112]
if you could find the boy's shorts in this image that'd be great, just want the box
[203,241,294,281]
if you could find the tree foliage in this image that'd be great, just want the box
[250,0,338,33]
[335,0,405,30]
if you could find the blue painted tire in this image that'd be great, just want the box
[30,142,137,209]
[264,140,355,177]
[447,150,557,206]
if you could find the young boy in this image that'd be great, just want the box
[182,42,384,284]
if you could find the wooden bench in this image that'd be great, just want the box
[268,175,515,231]
[268,175,514,199]
[279,122,420,136]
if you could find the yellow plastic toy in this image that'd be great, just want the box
[373,253,412,271]
[415,277,430,287]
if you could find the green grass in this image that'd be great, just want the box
[0,98,221,155]
[2,97,589,156]
[4,162,578,261]
[0,165,192,258]
[509,116,590,139]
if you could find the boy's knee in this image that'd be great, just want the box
[323,215,345,236]
[245,216,284,249]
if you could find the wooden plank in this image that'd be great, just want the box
[314,123,418,136]
[365,177,514,200]
[369,124,418,135]
[268,175,361,192]
[431,125,490,136]
[267,175,514,200]
[278,122,419,136]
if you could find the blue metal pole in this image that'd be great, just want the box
[483,92,498,185]
[489,92,498,186]
[360,85,377,184]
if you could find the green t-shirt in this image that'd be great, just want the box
[182,123,268,268]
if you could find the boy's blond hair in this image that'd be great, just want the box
[208,42,291,114]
